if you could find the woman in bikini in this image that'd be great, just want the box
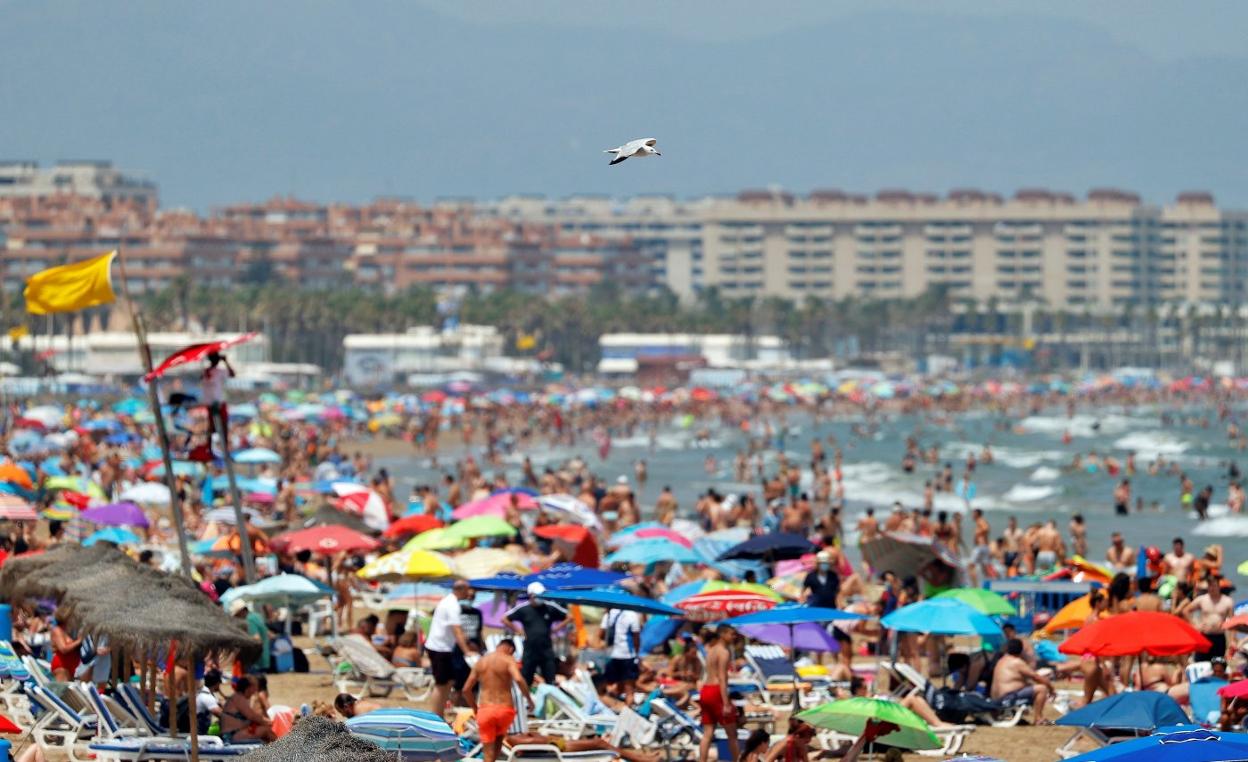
[219,676,275,743]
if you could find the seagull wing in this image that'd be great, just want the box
[609,154,629,166]
[643,138,658,148]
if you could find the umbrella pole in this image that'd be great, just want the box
[215,405,257,584]
[169,645,179,740]
[186,648,200,762]
[791,623,801,711]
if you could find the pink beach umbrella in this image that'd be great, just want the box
[452,491,538,520]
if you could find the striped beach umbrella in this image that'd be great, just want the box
[0,494,37,521]
[345,707,461,760]
[358,548,456,581]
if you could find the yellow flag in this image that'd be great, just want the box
[7,325,28,341]
[23,250,117,315]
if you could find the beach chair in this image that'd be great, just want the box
[742,644,826,708]
[502,742,617,762]
[330,634,434,701]
[26,683,99,762]
[646,697,703,754]
[531,684,616,738]
[1190,678,1228,727]
[305,598,337,639]
[1054,725,1146,759]
[487,632,526,660]
[606,706,657,749]
[78,682,257,762]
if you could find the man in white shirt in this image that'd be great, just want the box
[193,351,235,461]
[426,580,475,718]
[601,607,642,706]
[196,669,224,727]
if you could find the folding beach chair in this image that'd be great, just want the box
[531,684,616,738]
[330,633,434,701]
[26,683,98,762]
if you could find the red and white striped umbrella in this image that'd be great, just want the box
[0,494,38,521]
[676,590,777,622]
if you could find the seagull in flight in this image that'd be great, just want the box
[605,138,661,165]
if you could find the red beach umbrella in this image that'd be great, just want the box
[1058,611,1210,658]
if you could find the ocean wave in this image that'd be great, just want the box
[1192,514,1248,537]
[1003,484,1057,502]
[1018,413,1143,438]
[1030,466,1061,482]
[1112,431,1189,456]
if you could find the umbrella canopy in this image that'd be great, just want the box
[862,532,960,581]
[534,524,600,568]
[717,532,817,562]
[452,548,529,578]
[358,548,456,581]
[609,526,693,549]
[1059,612,1210,658]
[385,583,450,611]
[797,698,940,751]
[1056,692,1189,733]
[537,494,601,530]
[452,492,538,520]
[881,599,1002,636]
[722,604,867,627]
[932,588,1016,616]
[0,463,34,491]
[80,502,150,528]
[538,588,683,616]
[118,482,171,505]
[276,525,380,556]
[604,539,702,566]
[1043,594,1098,634]
[1063,727,1248,761]
[219,574,329,609]
[0,495,38,521]
[83,527,141,547]
[384,514,444,538]
[671,580,786,604]
[677,590,777,621]
[469,563,627,592]
[1219,681,1248,700]
[345,707,461,761]
[738,622,840,652]
[234,447,282,465]
[445,515,517,541]
[403,528,468,552]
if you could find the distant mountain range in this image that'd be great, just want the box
[4,2,1247,208]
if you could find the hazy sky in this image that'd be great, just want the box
[4,1,1247,209]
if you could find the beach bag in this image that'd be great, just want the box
[291,647,310,673]
[160,696,210,735]
[928,685,999,724]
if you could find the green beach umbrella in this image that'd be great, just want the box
[797,697,939,751]
[403,528,468,552]
[932,587,1016,616]
[445,515,517,541]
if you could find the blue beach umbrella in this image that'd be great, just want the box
[83,527,141,547]
[717,532,817,563]
[537,588,683,616]
[345,707,461,761]
[1056,692,1189,733]
[220,574,329,609]
[1064,727,1248,761]
[234,447,281,465]
[470,563,626,593]
[880,599,1002,637]
[605,539,702,566]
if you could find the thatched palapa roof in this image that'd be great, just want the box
[0,544,257,658]
[241,716,392,762]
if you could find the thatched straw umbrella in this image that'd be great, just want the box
[241,716,393,762]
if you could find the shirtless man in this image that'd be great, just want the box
[1002,516,1023,571]
[698,626,739,762]
[1034,520,1064,571]
[991,638,1052,721]
[1105,532,1137,574]
[1069,514,1087,558]
[1164,538,1195,583]
[463,639,534,762]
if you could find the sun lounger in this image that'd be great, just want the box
[330,633,434,701]
[605,706,657,749]
[1055,725,1146,759]
[531,684,616,738]
[742,645,829,708]
[503,743,617,762]
[26,683,99,762]
[1191,678,1228,727]
[106,684,260,761]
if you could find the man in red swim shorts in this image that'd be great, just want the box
[698,626,739,762]
[465,639,533,762]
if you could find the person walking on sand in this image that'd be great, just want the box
[698,626,740,762]
[463,639,533,762]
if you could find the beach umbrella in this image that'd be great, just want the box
[344,707,460,761]
[534,524,600,568]
[932,588,1016,616]
[717,532,816,563]
[384,514,444,538]
[672,580,786,605]
[797,698,940,751]
[724,604,868,655]
[604,539,702,566]
[452,548,529,578]
[219,574,329,609]
[469,563,627,592]
[234,447,282,465]
[0,464,34,491]
[1056,692,1189,734]
[677,590,777,621]
[1043,594,1098,634]
[83,527,141,547]
[358,548,456,581]
[276,525,380,556]
[331,482,389,532]
[536,493,599,531]
[80,502,149,528]
[862,532,960,581]
[608,526,692,549]
[737,621,840,652]
[385,583,449,611]
[1219,681,1248,700]
[403,528,468,552]
[0,495,38,521]
[538,588,684,616]
[445,515,516,541]
[881,599,1002,636]
[147,460,203,478]
[22,405,65,429]
[203,506,260,525]
[45,475,105,499]
[1223,615,1248,631]
[118,481,171,505]
[452,491,538,520]
[1059,612,1210,658]
[1062,727,1248,761]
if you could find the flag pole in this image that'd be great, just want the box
[114,247,194,577]
[214,405,257,584]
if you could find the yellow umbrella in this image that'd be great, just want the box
[358,548,455,581]
[403,528,468,552]
[452,548,529,578]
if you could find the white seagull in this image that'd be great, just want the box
[604,138,661,165]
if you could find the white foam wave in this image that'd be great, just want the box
[1192,515,1248,537]
[1112,431,1189,456]
[1003,484,1057,502]
[1030,466,1061,482]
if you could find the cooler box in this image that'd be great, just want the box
[271,636,294,673]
